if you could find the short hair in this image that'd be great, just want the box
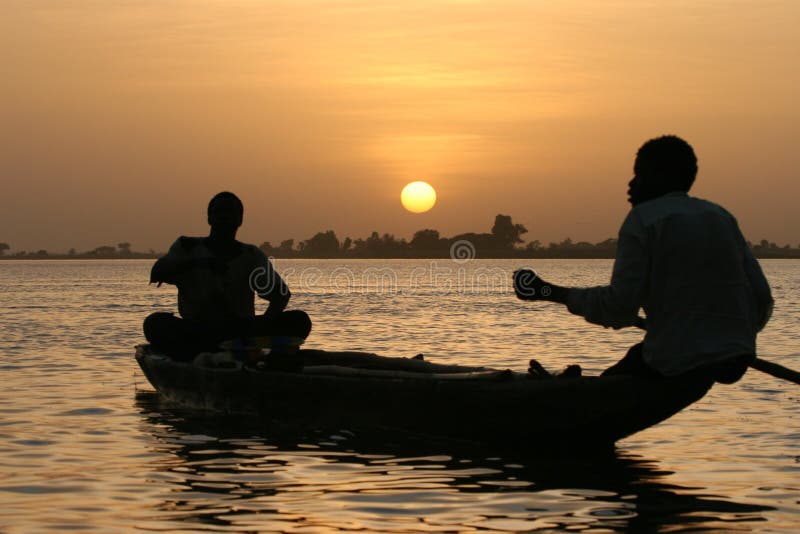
[207,191,243,217]
[635,135,698,191]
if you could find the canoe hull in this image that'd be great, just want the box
[135,347,713,449]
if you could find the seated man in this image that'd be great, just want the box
[144,191,311,360]
[514,135,773,383]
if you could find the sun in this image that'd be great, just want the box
[400,181,437,213]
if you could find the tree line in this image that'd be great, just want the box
[2,216,800,259]
[0,242,157,259]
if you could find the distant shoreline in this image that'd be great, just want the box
[4,213,798,260]
[2,252,800,260]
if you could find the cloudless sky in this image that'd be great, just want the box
[2,0,798,252]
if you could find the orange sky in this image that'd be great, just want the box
[1,0,798,252]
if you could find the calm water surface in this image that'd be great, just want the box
[1,259,798,532]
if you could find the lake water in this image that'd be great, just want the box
[1,259,798,532]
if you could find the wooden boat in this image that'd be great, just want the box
[135,345,714,450]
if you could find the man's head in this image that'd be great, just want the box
[207,192,243,235]
[628,135,698,206]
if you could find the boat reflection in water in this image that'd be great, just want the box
[135,391,772,532]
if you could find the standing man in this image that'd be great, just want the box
[514,136,773,382]
[144,192,311,360]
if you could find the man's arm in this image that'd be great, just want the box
[150,239,187,286]
[251,249,291,317]
[514,210,648,329]
[743,246,773,331]
[150,237,224,286]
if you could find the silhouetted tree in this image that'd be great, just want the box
[35,249,48,256]
[0,243,9,256]
[342,237,353,253]
[259,242,274,255]
[302,230,340,257]
[595,238,617,247]
[594,238,617,255]
[92,245,117,256]
[491,214,527,248]
[355,232,382,256]
[117,242,132,256]
[449,232,493,251]
[410,229,443,251]
[382,233,407,252]
[276,239,295,257]
[351,232,408,257]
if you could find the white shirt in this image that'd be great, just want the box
[566,192,773,376]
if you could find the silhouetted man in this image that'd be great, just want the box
[514,135,773,382]
[144,192,311,360]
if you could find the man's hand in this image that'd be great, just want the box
[263,290,290,318]
[514,268,547,300]
[513,268,568,303]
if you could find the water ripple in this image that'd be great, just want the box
[0,259,798,532]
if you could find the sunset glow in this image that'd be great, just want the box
[0,1,798,252]
[1,3,798,532]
